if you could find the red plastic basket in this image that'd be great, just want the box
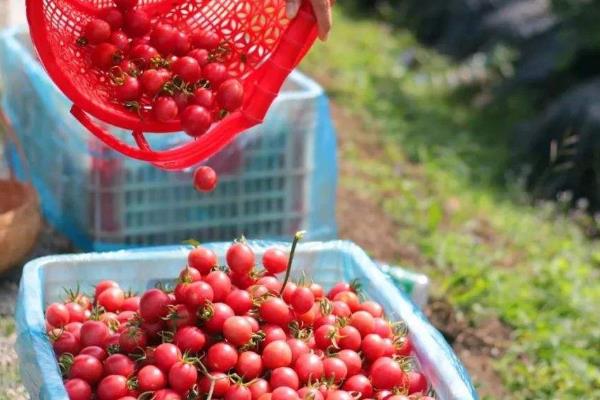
[26,0,318,170]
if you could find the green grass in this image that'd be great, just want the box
[302,5,600,399]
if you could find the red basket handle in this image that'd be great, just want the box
[73,2,318,171]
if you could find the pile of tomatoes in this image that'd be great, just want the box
[79,0,244,138]
[45,238,433,400]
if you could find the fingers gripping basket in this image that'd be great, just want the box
[26,0,319,170]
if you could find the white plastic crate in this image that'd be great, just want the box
[0,28,338,250]
[16,241,478,400]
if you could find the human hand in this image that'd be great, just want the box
[285,0,333,41]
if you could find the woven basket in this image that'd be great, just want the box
[0,179,41,273]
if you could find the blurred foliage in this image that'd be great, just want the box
[350,0,600,212]
[553,0,600,50]
[302,5,600,398]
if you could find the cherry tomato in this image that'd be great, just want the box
[259,298,291,327]
[129,44,159,67]
[226,243,255,275]
[154,343,182,372]
[181,106,213,137]
[294,353,324,384]
[69,354,103,384]
[121,296,140,312]
[202,302,234,333]
[80,345,107,361]
[123,9,151,37]
[223,316,253,346]
[271,387,299,400]
[262,248,288,274]
[369,357,407,390]
[407,371,428,394]
[343,374,373,397]
[323,357,347,383]
[140,69,171,96]
[225,384,252,400]
[96,375,130,400]
[91,43,120,70]
[174,326,206,353]
[150,24,178,55]
[192,87,214,108]
[80,320,110,348]
[168,361,197,394]
[172,56,202,83]
[338,325,362,351]
[188,48,209,67]
[361,333,386,361]
[314,324,335,350]
[216,79,244,112]
[139,288,171,322]
[65,378,92,400]
[46,303,70,327]
[249,379,270,400]
[236,351,263,380]
[173,31,191,56]
[350,310,376,337]
[101,8,123,30]
[270,367,299,390]
[361,300,384,318]
[191,29,220,50]
[262,340,292,369]
[204,271,232,301]
[291,287,315,314]
[298,387,324,400]
[187,246,217,274]
[203,63,228,87]
[184,281,214,309]
[119,326,147,353]
[97,287,125,312]
[103,354,135,377]
[373,318,393,338]
[225,289,252,315]
[137,365,167,391]
[153,389,183,400]
[207,342,238,372]
[84,19,112,45]
[52,330,80,355]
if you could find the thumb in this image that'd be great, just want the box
[285,0,301,19]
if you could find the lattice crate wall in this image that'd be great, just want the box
[83,72,316,248]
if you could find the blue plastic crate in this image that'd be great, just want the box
[16,241,478,400]
[0,27,338,251]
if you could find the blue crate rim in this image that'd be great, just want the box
[18,240,478,400]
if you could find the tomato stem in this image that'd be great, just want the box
[279,231,305,296]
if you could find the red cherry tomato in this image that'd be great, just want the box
[262,248,288,274]
[181,106,213,137]
[83,19,112,45]
[91,43,120,70]
[187,246,217,274]
[226,243,255,275]
[216,79,244,112]
[46,303,70,327]
[123,9,151,37]
[65,378,92,400]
